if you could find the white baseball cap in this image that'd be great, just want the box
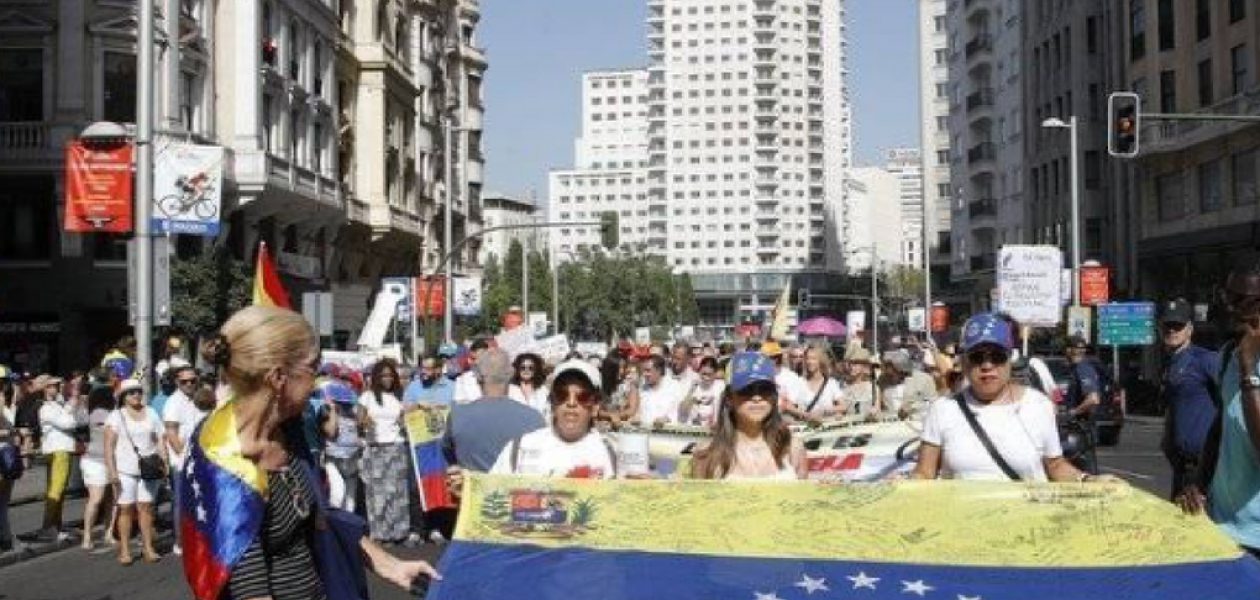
[547,359,602,390]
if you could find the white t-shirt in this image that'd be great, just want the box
[775,369,811,408]
[920,389,1063,482]
[637,379,686,425]
[106,408,164,477]
[683,380,725,426]
[665,367,700,390]
[357,391,404,444]
[797,377,844,416]
[453,371,483,404]
[509,384,551,419]
[162,390,209,469]
[490,427,616,479]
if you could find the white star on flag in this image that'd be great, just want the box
[753,592,783,600]
[957,595,982,600]
[848,572,880,590]
[196,505,208,523]
[902,580,935,596]
[795,574,829,595]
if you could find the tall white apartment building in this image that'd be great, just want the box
[883,148,924,266]
[917,0,952,280]
[548,69,652,259]
[946,0,1025,306]
[646,0,850,274]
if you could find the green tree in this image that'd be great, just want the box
[170,247,252,336]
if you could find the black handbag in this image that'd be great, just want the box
[121,413,167,481]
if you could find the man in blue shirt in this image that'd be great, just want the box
[1158,298,1221,500]
[403,355,455,409]
[1065,335,1108,419]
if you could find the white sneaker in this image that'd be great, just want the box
[428,531,447,545]
[172,544,183,556]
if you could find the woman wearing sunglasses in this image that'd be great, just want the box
[913,313,1102,483]
[690,352,807,481]
[490,360,618,479]
[509,353,550,418]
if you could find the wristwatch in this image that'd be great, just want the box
[1242,374,1260,391]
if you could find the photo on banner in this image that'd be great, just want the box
[152,143,226,236]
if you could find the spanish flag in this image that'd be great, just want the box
[251,241,291,309]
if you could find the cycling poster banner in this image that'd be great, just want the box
[153,143,225,236]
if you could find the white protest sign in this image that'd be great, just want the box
[533,335,572,365]
[908,308,927,332]
[634,327,651,345]
[495,326,537,360]
[574,342,610,358]
[845,311,866,342]
[996,245,1064,326]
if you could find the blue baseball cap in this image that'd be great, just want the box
[960,313,1014,352]
[728,351,777,393]
[313,379,358,405]
[437,343,460,358]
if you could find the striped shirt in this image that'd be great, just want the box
[226,455,326,600]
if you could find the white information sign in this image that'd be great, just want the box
[907,308,927,332]
[845,311,866,342]
[996,245,1064,326]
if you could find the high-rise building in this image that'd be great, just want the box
[883,148,924,266]
[551,0,852,328]
[1116,0,1260,325]
[945,0,1026,308]
[917,0,952,279]
[548,69,651,260]
[845,167,904,271]
[481,192,539,265]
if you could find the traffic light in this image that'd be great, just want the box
[599,211,619,250]
[798,288,811,308]
[1108,92,1140,158]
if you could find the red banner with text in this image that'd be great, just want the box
[1080,266,1111,306]
[64,141,134,233]
[414,276,446,319]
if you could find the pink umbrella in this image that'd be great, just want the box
[796,316,846,338]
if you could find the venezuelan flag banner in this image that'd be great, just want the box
[252,241,291,309]
[179,403,267,600]
[406,407,457,511]
[429,475,1260,600]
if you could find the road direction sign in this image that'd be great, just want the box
[1097,302,1155,346]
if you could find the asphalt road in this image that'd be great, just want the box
[0,416,1176,600]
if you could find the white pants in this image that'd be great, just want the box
[117,474,160,505]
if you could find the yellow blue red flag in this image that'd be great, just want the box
[428,475,1260,599]
[178,403,268,600]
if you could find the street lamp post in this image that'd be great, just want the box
[1042,116,1082,307]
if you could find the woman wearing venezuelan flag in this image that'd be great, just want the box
[179,306,440,600]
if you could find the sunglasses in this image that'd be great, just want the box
[550,392,599,407]
[1161,322,1188,332]
[177,377,198,385]
[734,381,777,400]
[966,349,1010,366]
[518,364,536,371]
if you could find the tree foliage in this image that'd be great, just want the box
[170,246,252,336]
[467,244,699,340]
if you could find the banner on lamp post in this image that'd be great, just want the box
[152,143,225,236]
[64,140,134,233]
[930,304,950,333]
[1080,266,1111,306]
[452,277,483,316]
[414,276,445,319]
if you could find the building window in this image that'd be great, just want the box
[103,51,137,122]
[1230,0,1246,23]
[1157,0,1175,51]
[1197,0,1212,40]
[1233,149,1258,205]
[1130,0,1147,61]
[0,49,43,121]
[1198,59,1214,107]
[0,177,53,261]
[1086,17,1098,54]
[180,72,197,131]
[1232,44,1251,95]
[1159,69,1177,112]
[1200,159,1224,213]
[262,94,273,152]
[1157,171,1186,220]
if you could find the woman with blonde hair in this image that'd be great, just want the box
[179,306,437,600]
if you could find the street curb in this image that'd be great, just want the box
[0,521,174,570]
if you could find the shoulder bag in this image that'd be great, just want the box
[952,393,1022,481]
[121,412,167,481]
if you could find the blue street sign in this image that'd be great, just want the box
[1097,302,1155,346]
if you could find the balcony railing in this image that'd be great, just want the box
[967,142,996,164]
[970,255,996,271]
[965,88,994,113]
[965,35,993,60]
[968,199,997,219]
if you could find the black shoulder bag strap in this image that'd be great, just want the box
[805,380,829,413]
[953,393,1022,481]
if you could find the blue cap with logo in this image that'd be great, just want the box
[728,351,777,393]
[960,313,1014,352]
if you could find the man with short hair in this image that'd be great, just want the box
[404,355,455,409]
[665,342,699,389]
[162,366,206,555]
[877,349,937,420]
[1065,335,1108,419]
[761,341,810,417]
[1159,298,1220,500]
[442,349,545,472]
[453,339,491,404]
[636,355,686,427]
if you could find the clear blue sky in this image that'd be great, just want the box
[479,0,920,197]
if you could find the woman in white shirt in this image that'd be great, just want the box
[491,360,617,479]
[783,345,845,425]
[691,352,807,481]
[914,313,1107,483]
[103,379,167,565]
[79,385,118,551]
[680,358,726,427]
[358,359,410,544]
[509,353,550,418]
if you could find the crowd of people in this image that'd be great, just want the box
[3,262,1260,595]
